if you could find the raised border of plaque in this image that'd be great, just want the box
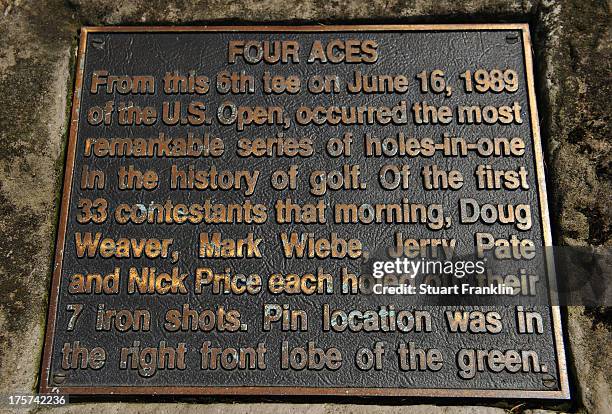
[39,24,570,399]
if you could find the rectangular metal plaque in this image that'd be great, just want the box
[41,25,569,399]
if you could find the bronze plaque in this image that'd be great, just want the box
[40,25,569,399]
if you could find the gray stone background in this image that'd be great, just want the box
[0,0,609,413]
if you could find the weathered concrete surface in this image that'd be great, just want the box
[533,1,611,413]
[25,403,525,414]
[0,0,609,413]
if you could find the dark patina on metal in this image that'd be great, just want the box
[40,25,569,399]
